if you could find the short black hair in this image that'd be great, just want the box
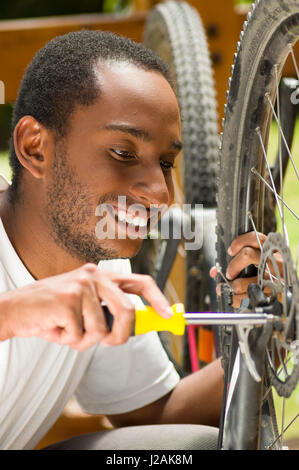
[9,29,173,192]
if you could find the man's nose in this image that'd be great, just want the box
[129,166,171,207]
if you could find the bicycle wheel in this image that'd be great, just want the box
[216,0,299,449]
[138,0,219,372]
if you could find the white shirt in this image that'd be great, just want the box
[0,176,180,450]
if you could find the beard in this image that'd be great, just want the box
[45,142,120,264]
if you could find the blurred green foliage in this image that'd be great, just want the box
[235,0,253,4]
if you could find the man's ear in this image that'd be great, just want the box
[13,116,50,179]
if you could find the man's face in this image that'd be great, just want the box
[44,62,182,263]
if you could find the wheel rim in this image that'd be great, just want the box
[217,0,299,449]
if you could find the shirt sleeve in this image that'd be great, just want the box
[74,331,180,415]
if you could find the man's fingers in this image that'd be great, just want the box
[209,231,266,281]
[216,277,258,296]
[226,246,261,280]
[92,274,136,346]
[209,266,217,279]
[230,276,258,294]
[100,296,135,347]
[212,232,284,310]
[70,285,110,351]
[78,266,135,345]
[48,304,85,346]
[123,274,173,318]
[231,293,249,309]
[228,231,266,257]
[42,320,84,347]
[100,272,173,319]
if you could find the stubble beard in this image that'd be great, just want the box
[45,143,120,264]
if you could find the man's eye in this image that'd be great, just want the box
[160,159,176,171]
[110,149,136,160]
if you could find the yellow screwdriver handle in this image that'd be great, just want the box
[135,303,185,336]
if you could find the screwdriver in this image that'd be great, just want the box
[103,303,185,336]
[103,303,280,336]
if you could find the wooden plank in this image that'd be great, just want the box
[0,12,147,103]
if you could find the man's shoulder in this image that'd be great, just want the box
[0,174,10,192]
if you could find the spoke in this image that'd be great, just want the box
[275,349,293,379]
[271,337,276,370]
[274,65,285,238]
[265,93,299,183]
[248,211,273,281]
[263,352,294,402]
[263,380,272,401]
[251,167,299,221]
[215,262,232,288]
[251,167,299,223]
[269,253,284,287]
[256,127,289,246]
[281,397,286,447]
[284,296,295,341]
[269,413,299,449]
[276,343,290,379]
[288,43,299,81]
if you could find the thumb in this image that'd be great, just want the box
[209,266,217,279]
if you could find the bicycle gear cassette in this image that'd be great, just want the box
[258,232,299,398]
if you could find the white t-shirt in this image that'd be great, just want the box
[0,176,180,450]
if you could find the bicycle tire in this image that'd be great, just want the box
[140,0,219,372]
[144,0,218,208]
[216,0,299,450]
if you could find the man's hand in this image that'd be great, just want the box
[210,231,283,308]
[0,263,173,350]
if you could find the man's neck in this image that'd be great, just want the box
[0,190,84,280]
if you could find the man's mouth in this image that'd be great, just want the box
[100,203,149,239]
[110,204,149,228]
[113,208,148,228]
[95,199,166,241]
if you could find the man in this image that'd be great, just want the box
[0,30,262,450]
